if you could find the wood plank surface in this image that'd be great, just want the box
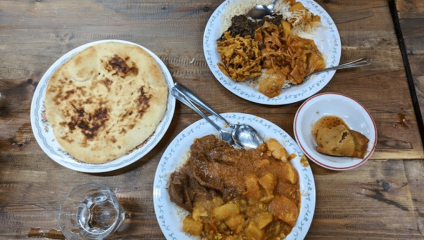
[393,1,424,238]
[0,0,424,239]
[395,0,424,135]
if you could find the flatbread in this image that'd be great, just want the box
[45,42,168,164]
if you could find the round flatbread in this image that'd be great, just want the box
[45,42,168,164]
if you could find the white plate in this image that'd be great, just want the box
[30,40,175,173]
[294,93,377,170]
[153,112,316,240]
[203,0,341,105]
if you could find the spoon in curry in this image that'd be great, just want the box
[247,0,279,19]
[172,82,263,149]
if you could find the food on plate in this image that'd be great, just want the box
[216,0,325,98]
[255,22,325,97]
[217,32,262,81]
[218,15,283,41]
[45,42,168,164]
[167,135,300,239]
[312,116,369,158]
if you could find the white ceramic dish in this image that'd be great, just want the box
[203,0,341,105]
[30,40,175,173]
[153,112,316,240]
[294,93,377,170]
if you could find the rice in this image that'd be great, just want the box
[255,69,292,88]
[220,0,269,35]
[241,69,291,93]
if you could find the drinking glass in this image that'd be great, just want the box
[58,183,125,240]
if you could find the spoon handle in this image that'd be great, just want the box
[171,86,235,146]
[171,87,221,131]
[311,57,371,75]
[173,82,233,127]
[269,0,279,8]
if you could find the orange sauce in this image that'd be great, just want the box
[300,155,310,167]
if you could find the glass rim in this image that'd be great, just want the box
[57,183,119,239]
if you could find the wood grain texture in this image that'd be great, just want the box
[396,0,424,130]
[0,0,424,239]
[395,1,424,238]
[309,160,424,239]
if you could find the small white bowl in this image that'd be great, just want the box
[294,93,377,170]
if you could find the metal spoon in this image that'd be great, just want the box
[247,0,279,19]
[172,82,264,149]
[231,124,263,149]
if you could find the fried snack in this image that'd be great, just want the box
[255,21,325,97]
[312,116,370,158]
[217,32,262,82]
[315,125,369,158]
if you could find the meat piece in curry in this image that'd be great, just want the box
[168,135,300,240]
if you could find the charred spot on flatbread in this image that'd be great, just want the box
[103,54,139,78]
[101,78,113,91]
[45,42,168,164]
[66,107,109,140]
[137,86,152,115]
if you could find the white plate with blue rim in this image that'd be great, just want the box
[294,93,377,170]
[203,0,341,105]
[30,39,175,173]
[153,112,316,240]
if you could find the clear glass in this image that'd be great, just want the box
[58,183,125,240]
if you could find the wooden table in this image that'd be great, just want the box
[1,0,423,239]
[395,0,424,138]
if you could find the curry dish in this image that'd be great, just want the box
[168,135,300,240]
